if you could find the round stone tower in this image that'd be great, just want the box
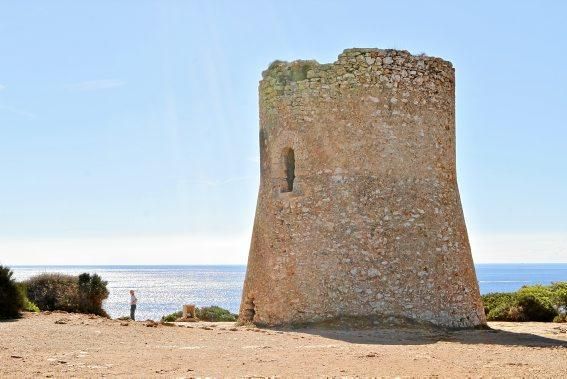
[239,48,486,328]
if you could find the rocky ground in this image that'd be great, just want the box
[1,312,567,378]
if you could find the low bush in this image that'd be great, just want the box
[482,282,567,322]
[485,296,522,321]
[16,283,40,313]
[161,306,237,322]
[516,294,556,322]
[550,282,567,313]
[196,306,237,322]
[482,293,515,317]
[0,265,25,319]
[22,296,40,313]
[25,272,109,317]
[25,273,78,312]
[77,273,109,316]
[161,311,183,322]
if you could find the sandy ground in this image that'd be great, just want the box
[1,312,567,378]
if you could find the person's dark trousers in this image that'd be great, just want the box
[130,304,136,320]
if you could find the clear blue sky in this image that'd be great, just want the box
[1,1,566,264]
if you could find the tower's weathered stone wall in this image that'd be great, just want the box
[239,48,486,328]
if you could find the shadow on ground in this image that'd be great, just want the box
[265,322,567,348]
[0,317,21,323]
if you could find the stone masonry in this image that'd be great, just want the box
[239,48,486,328]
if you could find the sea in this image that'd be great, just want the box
[11,264,567,321]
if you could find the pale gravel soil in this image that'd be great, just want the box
[1,312,567,378]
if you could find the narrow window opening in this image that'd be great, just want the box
[282,147,295,192]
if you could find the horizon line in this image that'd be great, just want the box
[7,262,567,267]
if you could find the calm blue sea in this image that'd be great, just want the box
[11,264,567,321]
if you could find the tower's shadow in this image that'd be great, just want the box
[268,324,567,347]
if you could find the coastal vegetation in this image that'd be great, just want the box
[24,272,109,317]
[0,265,25,318]
[161,311,182,322]
[482,282,567,322]
[161,305,237,322]
[197,305,238,321]
[0,265,39,318]
[21,294,40,313]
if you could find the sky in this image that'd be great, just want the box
[0,1,566,265]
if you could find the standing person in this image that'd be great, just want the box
[129,290,137,320]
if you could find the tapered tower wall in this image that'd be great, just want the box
[239,48,486,328]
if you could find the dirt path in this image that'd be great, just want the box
[1,312,567,377]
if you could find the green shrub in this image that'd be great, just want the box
[161,306,237,323]
[482,292,516,316]
[516,294,556,322]
[22,296,40,312]
[517,284,555,305]
[485,295,522,321]
[482,282,567,322]
[161,311,183,322]
[550,282,567,313]
[25,272,109,317]
[25,273,79,312]
[16,283,40,313]
[0,265,25,318]
[196,306,237,322]
[77,273,109,316]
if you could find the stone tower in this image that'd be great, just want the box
[239,48,486,328]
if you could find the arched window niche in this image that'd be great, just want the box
[281,147,295,193]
